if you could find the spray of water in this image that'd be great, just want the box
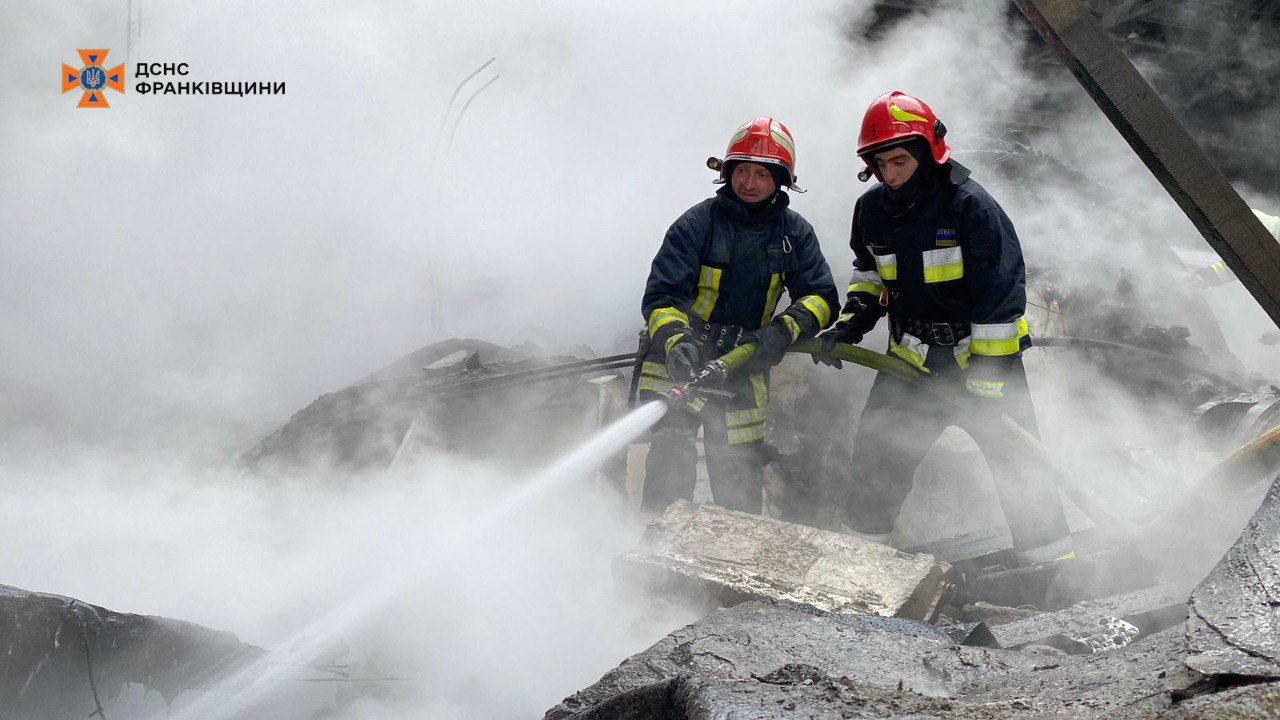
[160,400,669,720]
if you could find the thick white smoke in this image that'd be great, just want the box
[3,0,1277,717]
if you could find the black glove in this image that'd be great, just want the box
[664,335,704,381]
[812,324,865,368]
[746,320,793,370]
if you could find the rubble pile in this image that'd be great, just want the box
[241,337,629,475]
[546,479,1280,718]
[0,585,262,720]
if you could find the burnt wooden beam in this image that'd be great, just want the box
[1013,0,1280,328]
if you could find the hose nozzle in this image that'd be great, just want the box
[656,343,756,409]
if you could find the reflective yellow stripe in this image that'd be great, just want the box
[727,407,767,427]
[847,269,883,297]
[966,376,1004,398]
[922,246,964,283]
[761,273,784,326]
[873,253,897,281]
[664,333,684,354]
[953,337,971,369]
[647,307,689,339]
[727,423,765,445]
[691,266,723,321]
[770,126,795,158]
[750,373,768,409]
[890,103,928,123]
[642,361,668,377]
[889,333,930,373]
[798,295,833,328]
[687,397,706,413]
[780,315,802,341]
[638,377,673,393]
[971,317,1030,357]
[640,361,673,393]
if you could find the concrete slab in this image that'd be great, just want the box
[615,500,952,620]
[1185,477,1280,679]
[0,584,264,720]
[989,582,1190,653]
[543,599,1043,720]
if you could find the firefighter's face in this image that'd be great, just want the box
[730,162,777,203]
[874,146,918,190]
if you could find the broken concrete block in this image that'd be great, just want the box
[1157,681,1280,719]
[0,584,263,720]
[1185,477,1280,679]
[961,601,1039,626]
[561,671,983,720]
[615,500,951,620]
[543,599,1041,719]
[989,582,1190,654]
[961,624,1204,716]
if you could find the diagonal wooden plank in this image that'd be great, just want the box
[1013,0,1280,328]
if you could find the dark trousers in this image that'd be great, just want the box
[843,353,1071,557]
[641,404,766,515]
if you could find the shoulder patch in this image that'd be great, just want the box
[936,228,958,247]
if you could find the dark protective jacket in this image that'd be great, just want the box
[836,161,1030,372]
[642,186,839,358]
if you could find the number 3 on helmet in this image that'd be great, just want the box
[856,91,950,182]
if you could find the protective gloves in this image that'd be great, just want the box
[664,334,704,381]
[811,324,865,368]
[745,319,794,370]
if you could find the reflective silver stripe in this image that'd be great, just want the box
[798,295,833,328]
[966,376,1004,398]
[846,269,883,295]
[888,332,929,372]
[691,265,723,320]
[781,315,802,341]
[872,252,898,281]
[921,246,964,283]
[849,269,881,285]
[972,320,1021,340]
[953,336,971,368]
[971,317,1029,356]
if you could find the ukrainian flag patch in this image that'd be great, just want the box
[936,228,957,247]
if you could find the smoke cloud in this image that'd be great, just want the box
[3,0,1278,717]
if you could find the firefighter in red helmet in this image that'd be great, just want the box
[816,92,1074,566]
[637,117,839,514]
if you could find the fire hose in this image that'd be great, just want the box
[650,340,1125,532]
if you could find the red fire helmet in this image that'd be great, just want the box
[856,91,950,181]
[710,116,800,190]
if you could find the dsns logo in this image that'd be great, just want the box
[61,49,125,108]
